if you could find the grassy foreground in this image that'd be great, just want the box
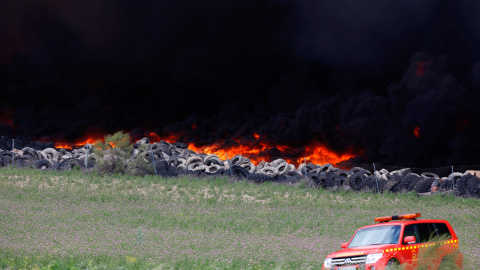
[0,168,479,270]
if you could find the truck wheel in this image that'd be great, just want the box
[386,259,400,269]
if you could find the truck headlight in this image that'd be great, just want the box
[366,253,383,264]
[323,258,332,268]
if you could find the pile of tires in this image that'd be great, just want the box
[0,144,95,171]
[2,137,480,199]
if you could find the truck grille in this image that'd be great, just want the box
[331,255,367,266]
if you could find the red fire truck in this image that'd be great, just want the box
[322,213,463,270]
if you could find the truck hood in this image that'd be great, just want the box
[327,244,394,258]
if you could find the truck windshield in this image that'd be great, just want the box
[349,225,401,248]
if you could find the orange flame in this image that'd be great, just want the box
[179,138,357,166]
[51,131,359,166]
[415,62,429,76]
[295,143,357,165]
[54,138,102,149]
[413,126,421,138]
[0,110,14,128]
[148,132,161,142]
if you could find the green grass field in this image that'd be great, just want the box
[1,167,479,269]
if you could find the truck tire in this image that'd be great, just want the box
[386,259,400,270]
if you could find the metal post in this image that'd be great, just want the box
[85,145,89,169]
[151,145,157,176]
[451,166,455,195]
[304,157,307,178]
[12,139,14,167]
[373,163,380,194]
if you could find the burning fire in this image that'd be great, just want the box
[296,143,358,165]
[54,138,101,149]
[0,110,14,128]
[415,62,429,76]
[413,126,421,138]
[187,141,356,166]
[51,131,358,166]
[153,132,357,166]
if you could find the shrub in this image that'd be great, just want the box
[93,131,133,175]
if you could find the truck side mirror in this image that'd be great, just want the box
[341,242,348,249]
[404,236,416,244]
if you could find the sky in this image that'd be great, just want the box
[1,0,480,167]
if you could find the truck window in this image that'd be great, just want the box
[433,223,452,239]
[416,223,436,243]
[348,225,401,248]
[403,224,418,244]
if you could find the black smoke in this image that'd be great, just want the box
[1,0,480,167]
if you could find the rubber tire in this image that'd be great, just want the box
[386,259,400,270]
[320,163,333,173]
[285,173,304,183]
[455,175,471,196]
[274,175,288,182]
[276,162,290,175]
[186,156,204,167]
[42,148,59,161]
[387,174,404,193]
[34,159,51,170]
[407,174,425,191]
[22,154,36,165]
[247,173,274,183]
[413,177,435,193]
[204,155,222,166]
[448,172,464,182]
[21,147,40,160]
[438,179,453,192]
[229,165,250,179]
[58,158,84,171]
[466,176,480,198]
[383,178,401,193]
[154,160,179,177]
[366,175,385,193]
[13,157,29,168]
[260,166,278,176]
[401,173,422,192]
[421,172,439,179]
[350,167,371,175]
[324,171,338,188]
[230,155,244,166]
[241,162,256,174]
[349,172,367,191]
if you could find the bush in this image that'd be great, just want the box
[412,235,461,270]
[93,131,133,175]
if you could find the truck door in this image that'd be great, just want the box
[402,224,419,267]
